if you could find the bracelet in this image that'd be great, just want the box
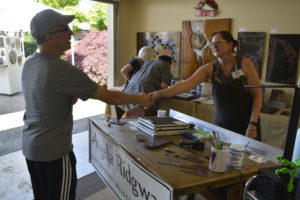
[249,121,258,126]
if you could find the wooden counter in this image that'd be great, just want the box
[89,111,280,200]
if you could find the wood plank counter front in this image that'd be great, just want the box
[89,115,278,200]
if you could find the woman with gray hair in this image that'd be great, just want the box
[121,46,155,89]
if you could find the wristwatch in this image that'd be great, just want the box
[249,121,258,126]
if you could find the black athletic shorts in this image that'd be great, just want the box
[26,151,77,200]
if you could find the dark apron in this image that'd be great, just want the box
[211,58,261,140]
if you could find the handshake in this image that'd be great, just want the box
[138,91,162,109]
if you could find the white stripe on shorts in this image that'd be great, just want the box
[60,154,72,200]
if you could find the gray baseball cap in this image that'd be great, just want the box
[30,9,74,41]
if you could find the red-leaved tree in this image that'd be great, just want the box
[65,30,107,86]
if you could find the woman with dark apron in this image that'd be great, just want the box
[150,30,262,139]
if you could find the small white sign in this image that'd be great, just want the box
[270,29,278,33]
[89,123,173,200]
[238,27,246,32]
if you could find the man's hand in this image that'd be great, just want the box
[139,92,152,109]
[148,91,161,103]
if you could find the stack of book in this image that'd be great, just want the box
[137,116,189,136]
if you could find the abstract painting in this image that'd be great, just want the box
[181,19,231,79]
[137,32,181,79]
[266,34,300,84]
[237,32,265,78]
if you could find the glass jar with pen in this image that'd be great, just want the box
[209,131,229,173]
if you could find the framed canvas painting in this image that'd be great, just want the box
[137,32,181,79]
[266,34,300,84]
[237,32,265,78]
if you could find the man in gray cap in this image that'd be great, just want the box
[22,9,151,200]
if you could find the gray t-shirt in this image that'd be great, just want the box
[124,60,171,95]
[22,52,98,161]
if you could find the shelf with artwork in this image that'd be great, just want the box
[0,35,24,95]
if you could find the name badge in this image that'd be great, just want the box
[231,69,244,79]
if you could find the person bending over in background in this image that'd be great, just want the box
[22,9,151,200]
[125,54,172,116]
[121,46,154,89]
[158,55,173,66]
[150,31,262,140]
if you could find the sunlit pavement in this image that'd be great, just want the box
[0,99,117,200]
[0,99,106,132]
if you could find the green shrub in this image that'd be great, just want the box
[23,32,37,57]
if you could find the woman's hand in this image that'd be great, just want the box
[139,92,152,109]
[246,124,257,139]
[148,91,161,103]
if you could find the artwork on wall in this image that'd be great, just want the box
[137,32,181,79]
[17,56,23,67]
[9,50,17,65]
[181,18,231,79]
[237,32,265,78]
[194,0,218,16]
[266,34,300,84]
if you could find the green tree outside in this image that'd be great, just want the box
[34,0,108,32]
[24,0,108,57]
[23,32,37,57]
[34,0,79,9]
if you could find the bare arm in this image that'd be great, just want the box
[150,63,212,100]
[121,64,134,81]
[243,58,262,138]
[91,86,151,108]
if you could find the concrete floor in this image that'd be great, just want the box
[0,93,207,200]
[0,94,117,200]
[0,94,108,156]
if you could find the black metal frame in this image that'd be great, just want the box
[245,85,300,160]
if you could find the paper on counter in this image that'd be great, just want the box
[191,97,214,105]
[248,155,266,164]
